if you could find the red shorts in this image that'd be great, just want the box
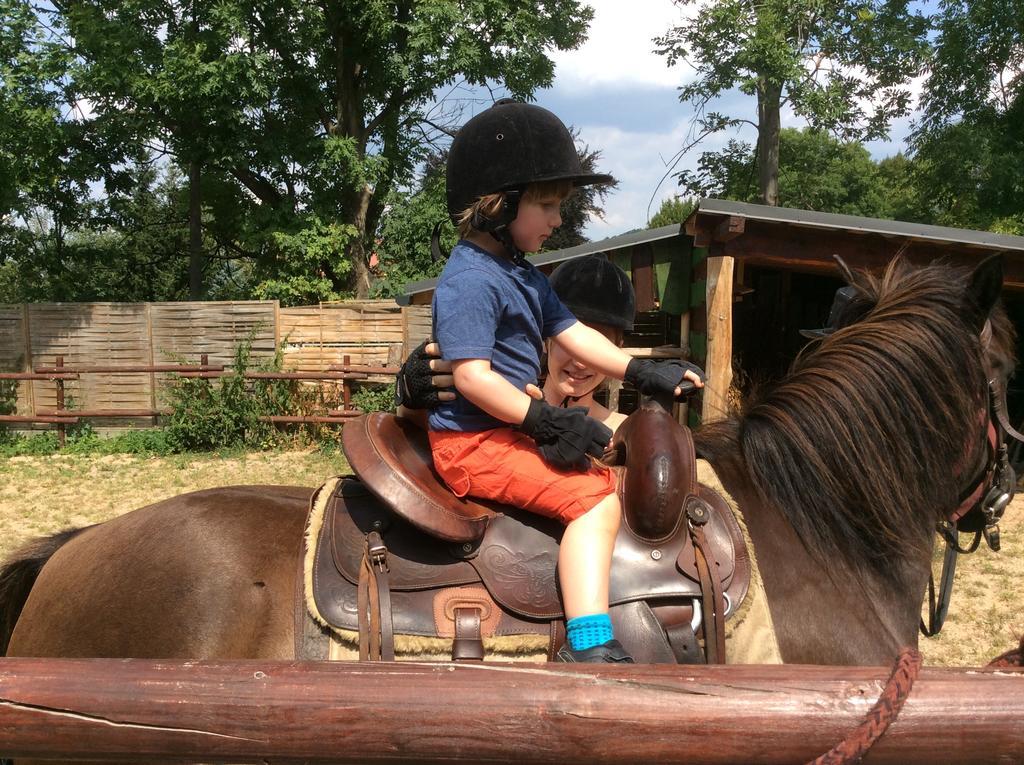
[429,428,617,524]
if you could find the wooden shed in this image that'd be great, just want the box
[686,199,1024,427]
[400,199,1024,427]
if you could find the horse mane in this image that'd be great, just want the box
[696,258,1015,577]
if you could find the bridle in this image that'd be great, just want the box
[921,319,1023,636]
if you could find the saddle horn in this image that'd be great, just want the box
[610,399,697,542]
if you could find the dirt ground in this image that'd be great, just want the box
[1,450,1021,666]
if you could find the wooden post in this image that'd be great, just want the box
[21,303,34,418]
[678,310,691,425]
[342,353,352,411]
[0,659,1021,763]
[146,303,157,418]
[702,255,734,424]
[55,355,65,447]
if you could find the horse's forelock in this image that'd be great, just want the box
[738,258,1005,578]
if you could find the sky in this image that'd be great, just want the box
[524,0,918,240]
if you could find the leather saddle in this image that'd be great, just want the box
[308,403,750,663]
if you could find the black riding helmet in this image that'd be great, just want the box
[548,255,635,332]
[446,99,615,226]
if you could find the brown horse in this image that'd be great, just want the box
[0,256,1015,668]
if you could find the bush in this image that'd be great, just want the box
[162,337,292,452]
[351,382,397,414]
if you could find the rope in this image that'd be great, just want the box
[987,634,1024,668]
[806,646,922,765]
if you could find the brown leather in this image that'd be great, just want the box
[452,608,485,661]
[310,406,753,664]
[688,502,727,664]
[311,476,750,663]
[342,412,497,542]
[610,399,699,541]
[433,587,501,639]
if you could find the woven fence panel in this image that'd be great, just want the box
[25,303,153,413]
[280,300,405,380]
[402,305,433,351]
[149,301,277,403]
[0,305,31,415]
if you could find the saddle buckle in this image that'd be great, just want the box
[366,531,389,573]
[983,524,1001,552]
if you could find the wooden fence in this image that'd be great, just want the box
[0,658,1022,763]
[0,300,431,424]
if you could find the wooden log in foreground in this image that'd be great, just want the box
[0,658,1021,764]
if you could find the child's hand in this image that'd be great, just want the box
[625,359,706,399]
[519,399,612,471]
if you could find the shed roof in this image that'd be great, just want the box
[691,198,1024,253]
[687,199,1024,290]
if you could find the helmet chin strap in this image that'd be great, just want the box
[473,189,525,264]
[489,227,525,264]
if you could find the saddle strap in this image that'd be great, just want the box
[686,499,727,664]
[358,532,395,661]
[452,607,485,661]
[665,622,705,664]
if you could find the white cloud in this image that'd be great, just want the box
[551,0,699,89]
[579,118,747,238]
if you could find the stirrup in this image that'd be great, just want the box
[555,638,634,664]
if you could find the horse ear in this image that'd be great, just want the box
[833,254,858,286]
[966,254,1004,330]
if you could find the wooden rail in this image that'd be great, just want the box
[0,354,398,443]
[0,658,1021,763]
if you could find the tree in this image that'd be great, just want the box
[655,0,928,206]
[542,135,617,251]
[60,0,595,301]
[912,1,1024,234]
[678,127,894,218]
[371,156,450,300]
[0,0,118,270]
[648,197,696,228]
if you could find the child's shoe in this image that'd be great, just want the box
[555,638,634,663]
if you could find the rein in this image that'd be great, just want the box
[921,319,1021,636]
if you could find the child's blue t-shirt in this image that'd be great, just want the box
[428,240,576,432]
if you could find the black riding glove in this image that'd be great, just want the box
[394,339,448,409]
[624,358,706,398]
[519,398,613,472]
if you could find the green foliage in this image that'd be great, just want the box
[162,335,292,451]
[679,128,895,218]
[351,382,397,415]
[250,215,359,305]
[372,163,451,299]
[0,432,60,457]
[648,197,697,228]
[908,111,1024,232]
[655,0,929,203]
[918,0,1023,130]
[3,0,595,302]
[0,427,177,457]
